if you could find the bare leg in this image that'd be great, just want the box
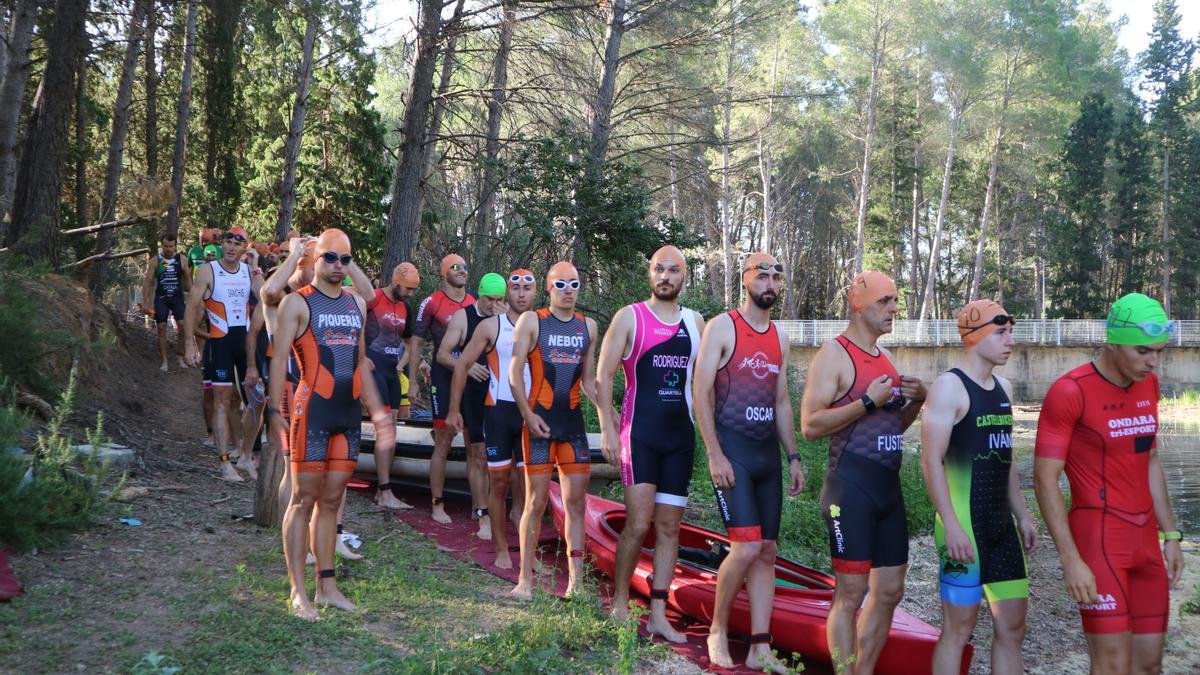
[429,427,453,523]
[612,484,655,621]
[645,502,686,643]
[560,471,590,596]
[488,467,514,569]
[467,439,491,540]
[988,599,1027,675]
[509,467,526,524]
[284,469,320,621]
[313,471,356,611]
[827,572,869,674]
[1131,632,1165,675]
[707,540,762,669]
[236,387,262,479]
[744,540,787,673]
[1085,632,1134,675]
[212,387,242,482]
[931,600,980,675]
[202,386,215,446]
[854,565,906,675]
[156,323,169,370]
[374,410,412,510]
[512,471,551,600]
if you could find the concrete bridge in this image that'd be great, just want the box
[780,320,1200,403]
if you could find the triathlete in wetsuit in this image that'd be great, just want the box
[439,273,507,539]
[1035,293,1183,674]
[921,300,1038,675]
[446,269,536,569]
[185,227,263,482]
[799,270,926,675]
[142,234,192,372]
[693,252,803,673]
[509,262,599,600]
[596,246,703,640]
[269,228,393,622]
[364,262,419,511]
[413,253,475,524]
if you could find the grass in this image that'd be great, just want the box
[1161,389,1200,409]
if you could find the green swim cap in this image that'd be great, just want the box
[478,272,506,298]
[1106,293,1173,345]
[203,244,222,257]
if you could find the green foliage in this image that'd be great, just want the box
[131,652,182,675]
[0,371,118,551]
[1181,583,1200,616]
[0,381,27,451]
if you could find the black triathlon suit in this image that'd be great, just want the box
[820,335,909,574]
[712,310,783,542]
[153,253,187,323]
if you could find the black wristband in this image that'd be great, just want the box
[787,453,802,464]
[860,394,877,413]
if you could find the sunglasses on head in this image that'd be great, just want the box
[509,274,535,284]
[321,251,352,266]
[1107,318,1176,337]
[448,264,467,271]
[745,262,784,274]
[552,279,581,290]
[224,233,246,243]
[962,314,1016,334]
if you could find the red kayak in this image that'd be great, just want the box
[548,483,970,675]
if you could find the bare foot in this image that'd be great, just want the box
[177,356,188,370]
[290,595,319,622]
[431,504,452,524]
[745,647,788,673]
[646,614,687,644]
[510,581,533,600]
[203,436,215,448]
[218,462,244,482]
[609,600,630,622]
[236,454,258,480]
[314,587,357,612]
[159,361,169,372]
[564,578,584,598]
[476,516,492,541]
[336,537,363,561]
[376,490,413,510]
[493,550,513,570]
[707,633,734,669]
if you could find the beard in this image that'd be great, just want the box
[652,281,681,301]
[750,289,777,309]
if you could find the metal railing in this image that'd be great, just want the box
[775,320,1200,348]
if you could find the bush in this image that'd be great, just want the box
[0,271,72,396]
[0,380,28,451]
[0,371,118,551]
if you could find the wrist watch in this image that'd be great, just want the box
[787,452,802,464]
[860,394,877,413]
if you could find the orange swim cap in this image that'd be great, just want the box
[546,261,579,291]
[957,299,1011,347]
[253,242,269,257]
[315,228,352,255]
[650,245,687,272]
[848,271,897,314]
[440,254,467,279]
[392,262,420,289]
[741,252,782,285]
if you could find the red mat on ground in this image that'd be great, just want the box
[387,487,832,674]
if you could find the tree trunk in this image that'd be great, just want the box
[145,3,158,178]
[668,120,679,219]
[1161,145,1171,315]
[474,0,514,266]
[0,6,9,89]
[383,0,441,273]
[272,12,318,242]
[853,30,884,275]
[0,0,37,241]
[918,100,962,322]
[589,0,626,164]
[74,49,87,234]
[907,60,923,313]
[422,0,466,195]
[10,0,88,264]
[89,0,149,295]
[165,0,199,239]
[968,119,1005,301]
[720,9,735,306]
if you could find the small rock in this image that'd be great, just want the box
[115,485,151,502]
[71,444,136,469]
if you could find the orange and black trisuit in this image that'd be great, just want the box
[1036,365,1167,634]
[522,308,590,475]
[711,310,782,542]
[484,313,529,472]
[290,285,364,474]
[819,335,908,574]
